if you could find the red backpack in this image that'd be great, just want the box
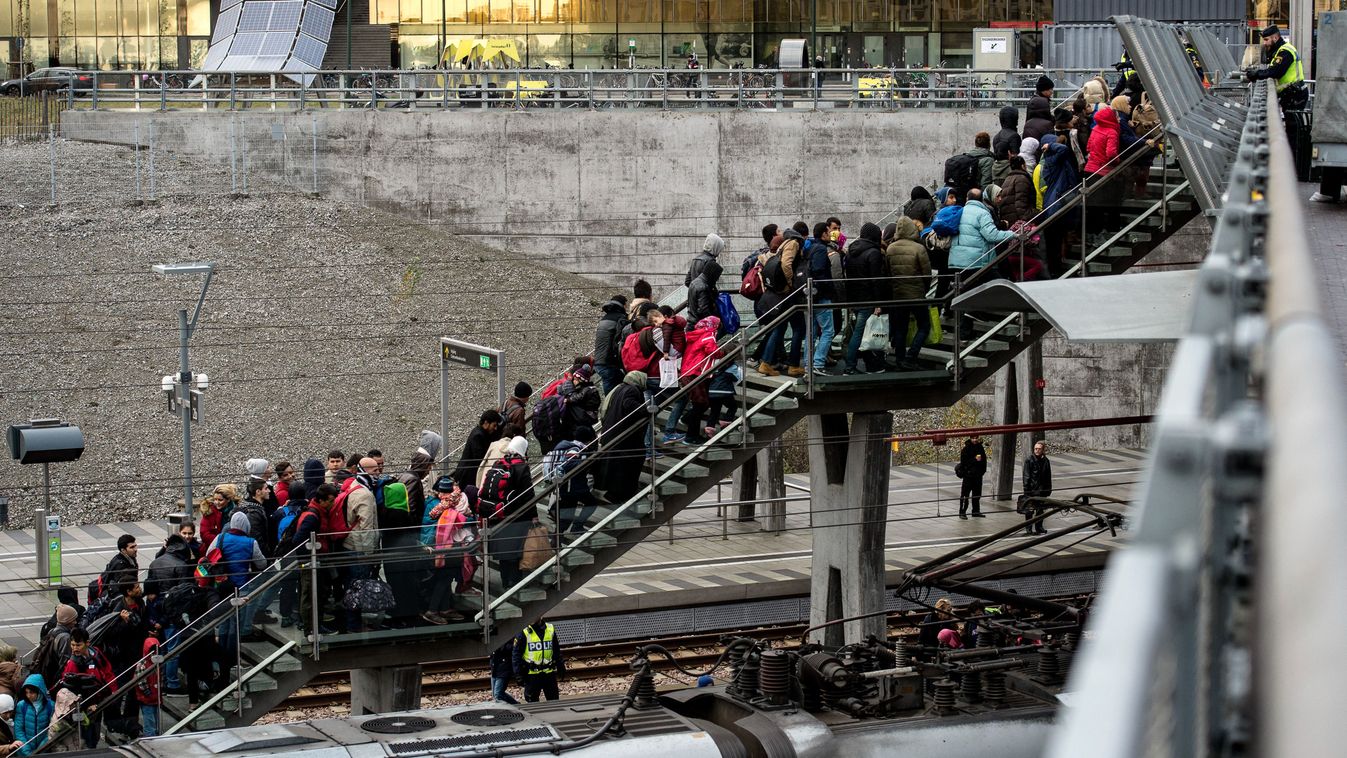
[540,372,569,400]
[621,332,649,373]
[478,455,521,522]
[322,478,358,546]
[740,262,764,300]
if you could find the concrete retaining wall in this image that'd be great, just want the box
[62,107,1209,449]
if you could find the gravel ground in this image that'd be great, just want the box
[0,137,608,526]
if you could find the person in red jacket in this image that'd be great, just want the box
[58,628,116,749]
[677,316,726,445]
[1083,104,1123,236]
[134,638,161,737]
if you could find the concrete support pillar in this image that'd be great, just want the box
[808,412,892,646]
[1016,343,1046,463]
[993,361,1019,501]
[733,453,758,522]
[350,664,423,715]
[758,437,786,534]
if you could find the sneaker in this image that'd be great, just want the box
[867,365,888,374]
[842,367,859,375]
[661,432,686,444]
[645,450,665,460]
[813,365,835,376]
[786,366,806,378]
[1311,191,1338,203]
[421,611,448,626]
[899,360,920,371]
[757,363,780,377]
[460,587,483,597]
[959,514,968,520]
[253,610,278,624]
[745,358,760,369]
[684,436,708,446]
[280,617,296,628]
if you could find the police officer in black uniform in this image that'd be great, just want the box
[1245,24,1309,112]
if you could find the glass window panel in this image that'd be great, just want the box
[31,0,49,37]
[74,0,93,35]
[514,0,534,22]
[444,0,466,22]
[161,36,179,67]
[467,0,487,22]
[158,0,177,34]
[120,0,138,36]
[400,0,422,22]
[489,0,510,21]
[618,0,652,22]
[118,35,139,68]
[60,37,77,66]
[572,32,613,68]
[536,0,556,21]
[577,0,610,22]
[186,0,209,35]
[374,0,399,23]
[139,0,157,35]
[96,0,117,34]
[98,36,118,68]
[421,0,442,23]
[0,0,12,37]
[399,34,439,67]
[529,33,567,66]
[29,38,51,68]
[139,35,159,67]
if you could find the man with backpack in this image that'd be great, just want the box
[480,437,534,590]
[685,233,725,288]
[453,410,502,489]
[945,132,995,200]
[206,512,267,650]
[593,296,630,394]
[96,535,139,603]
[544,426,598,542]
[805,222,842,376]
[294,483,337,637]
[270,482,309,629]
[558,365,601,442]
[56,628,115,749]
[741,224,778,369]
[30,605,77,697]
[757,225,807,378]
[337,458,381,633]
[502,382,531,431]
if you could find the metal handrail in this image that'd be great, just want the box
[161,640,298,736]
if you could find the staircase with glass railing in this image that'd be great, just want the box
[52,142,1202,742]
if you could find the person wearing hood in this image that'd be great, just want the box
[1023,76,1055,141]
[996,155,1037,226]
[483,436,535,591]
[884,217,933,371]
[209,511,267,648]
[1018,136,1040,172]
[991,106,1023,185]
[13,674,52,755]
[1084,104,1123,233]
[686,256,723,329]
[677,316,725,445]
[420,476,472,626]
[0,648,17,706]
[0,692,17,758]
[842,223,891,374]
[950,189,1017,338]
[685,233,725,287]
[596,371,649,504]
[375,477,420,629]
[1032,135,1055,209]
[1039,134,1079,278]
[145,534,195,597]
[902,186,937,227]
[593,296,629,393]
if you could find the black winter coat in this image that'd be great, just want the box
[685,251,720,287]
[454,425,499,488]
[1023,96,1054,141]
[1022,454,1053,497]
[594,300,628,366]
[145,540,195,596]
[686,260,723,325]
[992,106,1023,161]
[843,239,889,305]
[102,552,139,598]
[960,441,988,479]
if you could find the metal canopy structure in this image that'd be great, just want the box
[952,271,1196,342]
[1113,15,1247,213]
[203,0,337,81]
[1183,23,1241,86]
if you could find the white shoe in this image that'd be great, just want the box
[1310,191,1337,203]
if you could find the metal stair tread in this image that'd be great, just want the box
[921,346,989,368]
[240,640,302,672]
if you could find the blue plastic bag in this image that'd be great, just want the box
[716,293,741,334]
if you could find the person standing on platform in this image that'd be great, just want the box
[957,436,988,519]
[489,639,519,704]
[513,617,565,703]
[101,535,139,600]
[1246,25,1308,114]
[1022,440,1054,535]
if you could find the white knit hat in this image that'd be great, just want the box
[507,436,529,457]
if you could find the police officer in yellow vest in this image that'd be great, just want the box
[512,617,565,702]
[1112,51,1145,109]
[1246,24,1309,112]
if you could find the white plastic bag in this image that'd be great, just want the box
[659,356,681,388]
[860,314,890,352]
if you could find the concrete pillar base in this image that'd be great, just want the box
[807,412,893,646]
[350,664,423,715]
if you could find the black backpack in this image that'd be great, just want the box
[761,253,788,293]
[531,395,566,445]
[944,152,980,199]
[30,628,69,688]
[479,457,517,522]
[159,583,200,626]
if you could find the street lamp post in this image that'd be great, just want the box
[153,262,215,510]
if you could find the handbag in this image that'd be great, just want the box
[658,356,681,388]
[859,314,890,352]
[906,306,943,346]
[342,578,396,612]
[519,522,552,571]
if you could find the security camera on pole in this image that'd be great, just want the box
[152,262,215,509]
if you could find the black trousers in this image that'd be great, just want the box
[959,476,983,515]
[523,673,560,702]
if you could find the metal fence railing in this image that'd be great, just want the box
[47,67,1110,112]
[0,89,61,139]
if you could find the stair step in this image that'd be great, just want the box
[920,346,989,368]
[639,472,688,495]
[240,641,302,673]
[699,446,734,461]
[586,506,642,531]
[938,333,1009,351]
[1096,245,1136,258]
[652,457,709,478]
[219,694,252,712]
[455,593,523,619]
[742,387,801,410]
[560,547,595,567]
[1086,261,1114,274]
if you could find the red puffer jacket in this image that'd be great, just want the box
[680,321,724,378]
[1083,106,1120,176]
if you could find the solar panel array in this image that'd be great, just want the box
[202,0,335,81]
[1113,15,1249,212]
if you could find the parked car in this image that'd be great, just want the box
[1,67,93,97]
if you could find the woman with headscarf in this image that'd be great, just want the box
[596,371,650,504]
[377,478,420,628]
[1018,136,1040,172]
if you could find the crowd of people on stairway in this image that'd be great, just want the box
[2,70,1168,748]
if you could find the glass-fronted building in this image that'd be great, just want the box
[2,0,1282,75]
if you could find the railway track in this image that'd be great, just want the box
[282,615,922,710]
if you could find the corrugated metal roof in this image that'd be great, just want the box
[1053,0,1243,23]
[1043,22,1247,71]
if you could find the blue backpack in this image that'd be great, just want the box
[931,205,964,238]
[275,504,301,546]
[716,293,740,334]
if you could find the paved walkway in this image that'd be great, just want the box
[0,449,1142,651]
[1302,182,1347,361]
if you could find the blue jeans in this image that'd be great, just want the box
[644,378,670,450]
[162,625,181,689]
[845,308,878,370]
[811,298,835,369]
[762,311,806,367]
[664,396,688,435]
[595,364,623,394]
[248,564,283,629]
[492,675,519,704]
[140,704,159,737]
